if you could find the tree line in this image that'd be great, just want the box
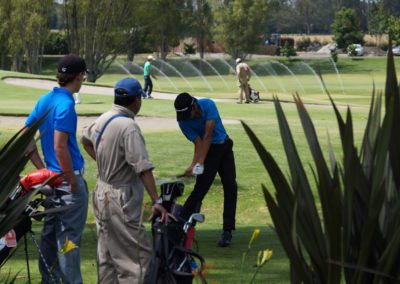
[0,0,400,82]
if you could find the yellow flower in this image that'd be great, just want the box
[60,237,78,254]
[248,228,261,248]
[256,249,273,267]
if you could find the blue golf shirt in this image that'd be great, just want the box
[25,87,84,172]
[178,98,228,144]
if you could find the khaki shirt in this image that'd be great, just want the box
[236,62,251,83]
[81,105,153,187]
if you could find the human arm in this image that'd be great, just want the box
[245,64,251,81]
[140,169,168,223]
[80,124,96,160]
[184,120,215,176]
[83,143,96,160]
[54,130,77,192]
[29,143,46,169]
[150,68,157,80]
[24,114,45,169]
[25,136,45,169]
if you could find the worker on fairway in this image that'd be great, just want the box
[235,58,251,104]
[143,55,157,99]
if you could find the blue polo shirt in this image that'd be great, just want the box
[25,87,84,172]
[178,98,227,144]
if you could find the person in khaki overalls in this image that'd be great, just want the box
[235,58,251,104]
[80,77,168,283]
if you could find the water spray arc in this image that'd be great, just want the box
[151,65,179,91]
[261,63,287,94]
[299,61,326,95]
[159,60,194,91]
[329,57,345,95]
[271,60,305,93]
[184,61,214,91]
[199,58,229,88]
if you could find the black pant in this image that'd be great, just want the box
[143,75,153,97]
[181,138,237,231]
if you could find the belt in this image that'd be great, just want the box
[74,169,84,175]
[216,137,230,144]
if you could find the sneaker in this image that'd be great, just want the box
[245,101,250,104]
[217,230,232,247]
[148,95,153,99]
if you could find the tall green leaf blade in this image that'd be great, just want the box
[385,39,400,190]
[294,94,342,284]
[241,121,294,220]
[273,97,328,279]
[0,188,39,237]
[263,186,313,283]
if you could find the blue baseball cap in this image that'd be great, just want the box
[114,77,144,98]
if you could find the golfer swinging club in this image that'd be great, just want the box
[174,92,238,247]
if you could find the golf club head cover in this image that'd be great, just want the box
[20,168,63,194]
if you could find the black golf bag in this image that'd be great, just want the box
[248,85,260,103]
[150,181,207,284]
[0,169,63,265]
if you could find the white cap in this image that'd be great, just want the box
[236,58,242,64]
[148,55,154,60]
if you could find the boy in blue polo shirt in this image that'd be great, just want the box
[25,54,88,283]
[174,92,238,247]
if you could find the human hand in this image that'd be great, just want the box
[69,176,77,192]
[149,204,169,223]
[184,166,194,177]
[192,163,204,175]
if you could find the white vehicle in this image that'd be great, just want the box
[348,44,364,56]
[392,46,400,56]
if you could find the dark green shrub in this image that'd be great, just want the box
[184,43,196,55]
[296,37,311,51]
[280,37,294,47]
[347,44,358,56]
[280,41,297,58]
[43,32,68,55]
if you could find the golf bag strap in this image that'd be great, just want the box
[169,245,207,283]
[95,113,129,151]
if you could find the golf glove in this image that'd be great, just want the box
[192,163,204,175]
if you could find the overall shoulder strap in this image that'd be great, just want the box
[95,113,129,151]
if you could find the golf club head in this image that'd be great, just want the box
[189,213,205,223]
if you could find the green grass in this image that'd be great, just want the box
[10,55,399,105]
[0,55,391,283]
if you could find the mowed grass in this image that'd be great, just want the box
[0,56,394,283]
[13,55,400,105]
[0,105,369,283]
